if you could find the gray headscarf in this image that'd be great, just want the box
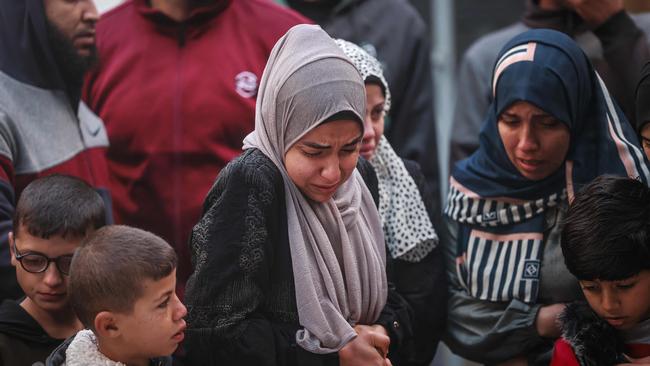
[243,24,387,354]
[336,39,438,262]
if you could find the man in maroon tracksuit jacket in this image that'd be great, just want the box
[84,0,308,297]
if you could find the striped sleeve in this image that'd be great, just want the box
[0,110,18,300]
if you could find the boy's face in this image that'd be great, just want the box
[114,270,186,361]
[10,226,81,313]
[580,270,650,330]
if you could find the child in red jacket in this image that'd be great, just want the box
[552,175,650,366]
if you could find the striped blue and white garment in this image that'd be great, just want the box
[446,29,650,305]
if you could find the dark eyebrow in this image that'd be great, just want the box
[302,142,330,149]
[302,136,362,149]
[501,112,519,117]
[642,136,650,143]
[502,111,552,118]
[344,136,362,147]
[155,290,174,303]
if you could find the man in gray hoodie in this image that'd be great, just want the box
[0,0,111,303]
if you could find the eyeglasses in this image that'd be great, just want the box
[12,241,73,276]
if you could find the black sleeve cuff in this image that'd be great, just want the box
[374,284,414,349]
[295,346,339,366]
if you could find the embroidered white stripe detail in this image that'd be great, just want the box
[597,73,650,182]
[490,241,508,301]
[512,240,529,300]
[492,42,537,95]
[470,236,486,298]
[501,239,519,300]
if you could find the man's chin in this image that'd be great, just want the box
[77,47,99,70]
[46,18,98,83]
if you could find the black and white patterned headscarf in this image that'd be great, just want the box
[337,39,438,263]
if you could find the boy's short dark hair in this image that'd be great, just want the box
[13,174,105,239]
[562,175,650,281]
[69,225,177,329]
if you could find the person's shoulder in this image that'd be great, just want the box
[0,300,58,343]
[94,1,137,42]
[400,158,422,176]
[463,22,529,62]
[344,0,427,38]
[630,12,650,35]
[229,0,309,28]
[0,310,52,365]
[224,1,310,54]
[355,156,375,180]
[221,149,283,189]
[96,1,134,26]
[367,0,423,22]
[0,299,31,325]
[203,149,282,209]
[44,335,72,366]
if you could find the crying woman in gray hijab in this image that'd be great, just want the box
[182,24,414,366]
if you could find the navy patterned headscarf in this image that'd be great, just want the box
[446,29,649,304]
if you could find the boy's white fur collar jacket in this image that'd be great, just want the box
[45,329,173,366]
[63,329,125,366]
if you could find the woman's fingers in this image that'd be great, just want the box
[370,330,390,357]
[339,326,392,366]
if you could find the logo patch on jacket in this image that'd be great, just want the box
[523,259,540,279]
[235,71,258,98]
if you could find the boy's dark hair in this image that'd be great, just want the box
[69,225,177,329]
[562,175,650,281]
[13,174,105,239]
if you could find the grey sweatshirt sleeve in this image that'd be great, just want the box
[442,218,547,364]
[0,111,19,302]
[448,44,493,167]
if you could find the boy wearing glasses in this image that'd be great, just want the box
[0,175,106,365]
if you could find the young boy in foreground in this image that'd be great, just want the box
[0,175,106,365]
[47,225,186,366]
[552,175,650,366]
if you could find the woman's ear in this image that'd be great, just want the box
[94,311,120,338]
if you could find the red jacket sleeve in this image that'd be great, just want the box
[551,339,580,366]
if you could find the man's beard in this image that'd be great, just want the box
[189,0,215,5]
[45,19,97,89]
